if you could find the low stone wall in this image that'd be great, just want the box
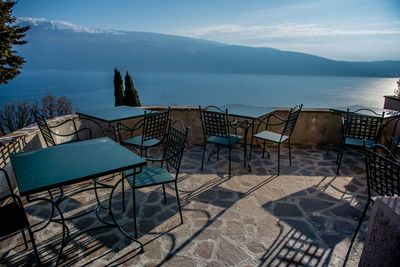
[151,106,344,146]
[0,105,397,196]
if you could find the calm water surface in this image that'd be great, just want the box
[0,70,397,110]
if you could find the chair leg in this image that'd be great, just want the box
[262,140,266,159]
[27,227,41,265]
[228,147,232,179]
[288,139,292,166]
[336,145,345,175]
[162,184,167,203]
[345,199,370,264]
[217,145,220,161]
[243,138,247,168]
[122,179,125,212]
[21,229,28,250]
[249,135,254,161]
[174,181,184,224]
[132,187,138,239]
[201,143,206,171]
[278,143,281,175]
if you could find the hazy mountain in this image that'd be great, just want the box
[17,18,400,77]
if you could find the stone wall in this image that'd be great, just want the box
[0,106,397,196]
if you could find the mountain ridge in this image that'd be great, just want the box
[17,17,400,77]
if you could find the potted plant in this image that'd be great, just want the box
[384,78,400,111]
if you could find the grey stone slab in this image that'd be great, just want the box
[299,198,335,212]
[273,203,303,217]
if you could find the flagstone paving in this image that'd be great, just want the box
[1,144,369,266]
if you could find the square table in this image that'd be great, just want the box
[11,137,147,263]
[218,103,277,162]
[330,105,400,118]
[77,106,153,141]
[219,103,277,120]
[77,106,149,123]
[11,137,146,196]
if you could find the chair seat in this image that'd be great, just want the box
[207,134,243,146]
[121,135,161,148]
[0,202,29,237]
[254,130,289,143]
[124,167,174,188]
[345,138,375,147]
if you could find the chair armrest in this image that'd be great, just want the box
[77,117,107,137]
[48,118,76,129]
[117,119,144,140]
[144,145,186,164]
[255,114,286,134]
[229,119,250,129]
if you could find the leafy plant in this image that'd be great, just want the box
[0,0,30,84]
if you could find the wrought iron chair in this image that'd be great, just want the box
[32,110,104,147]
[336,108,384,175]
[252,104,302,175]
[0,168,41,265]
[388,117,400,157]
[123,120,189,238]
[199,105,249,179]
[118,108,170,156]
[348,143,400,255]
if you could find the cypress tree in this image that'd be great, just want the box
[113,68,124,106]
[0,0,30,84]
[124,72,141,107]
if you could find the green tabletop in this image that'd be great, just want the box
[330,105,400,118]
[219,103,276,120]
[11,137,147,196]
[77,106,153,123]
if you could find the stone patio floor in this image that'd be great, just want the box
[0,144,370,266]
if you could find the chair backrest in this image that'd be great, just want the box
[389,118,400,153]
[199,105,230,140]
[364,144,400,198]
[32,110,56,147]
[344,109,384,141]
[282,104,303,137]
[163,120,189,174]
[142,108,170,142]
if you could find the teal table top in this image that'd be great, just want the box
[77,106,152,123]
[11,137,147,196]
[219,103,276,120]
[330,105,400,118]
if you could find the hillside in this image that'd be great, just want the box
[17,18,400,77]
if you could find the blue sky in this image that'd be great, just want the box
[14,0,400,61]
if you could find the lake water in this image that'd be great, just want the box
[0,70,397,111]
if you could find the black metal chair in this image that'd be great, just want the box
[32,110,103,147]
[336,109,384,175]
[123,120,189,238]
[118,108,170,156]
[0,168,41,265]
[199,105,249,179]
[252,104,302,175]
[348,143,400,254]
[388,117,400,157]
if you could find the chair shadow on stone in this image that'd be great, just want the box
[19,177,182,266]
[261,182,367,266]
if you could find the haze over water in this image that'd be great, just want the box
[0,70,396,110]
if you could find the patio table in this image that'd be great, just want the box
[218,103,277,163]
[77,106,153,141]
[330,105,400,118]
[11,137,147,265]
